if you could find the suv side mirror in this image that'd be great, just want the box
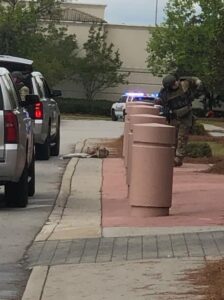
[20,94,40,107]
[51,90,62,97]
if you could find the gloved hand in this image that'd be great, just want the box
[173,106,192,119]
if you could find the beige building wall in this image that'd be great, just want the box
[57,3,162,100]
[105,24,162,99]
[105,24,150,69]
[64,22,92,51]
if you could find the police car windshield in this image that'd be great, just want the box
[133,96,155,102]
[118,96,127,103]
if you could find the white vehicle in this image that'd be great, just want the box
[111,92,157,121]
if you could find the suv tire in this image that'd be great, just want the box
[51,121,60,156]
[28,151,35,196]
[5,165,29,208]
[35,129,50,160]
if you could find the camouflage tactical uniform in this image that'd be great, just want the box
[11,71,30,101]
[19,85,29,101]
[159,75,202,166]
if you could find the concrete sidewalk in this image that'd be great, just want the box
[22,136,224,300]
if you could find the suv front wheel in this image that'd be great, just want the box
[35,127,51,160]
[51,120,60,156]
[28,151,35,196]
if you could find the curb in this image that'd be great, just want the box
[103,226,224,238]
[22,141,88,300]
[35,140,86,242]
[22,266,48,300]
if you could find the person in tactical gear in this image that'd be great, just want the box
[158,73,202,167]
[11,71,30,102]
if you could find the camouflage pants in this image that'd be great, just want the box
[170,114,193,159]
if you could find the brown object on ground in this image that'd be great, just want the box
[86,145,109,158]
[186,259,224,300]
[99,136,123,158]
[205,160,224,174]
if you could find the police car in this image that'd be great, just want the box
[111,92,158,121]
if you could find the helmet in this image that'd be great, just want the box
[162,74,176,89]
[11,71,24,83]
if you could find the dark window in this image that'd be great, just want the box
[0,62,32,73]
[41,78,51,98]
[0,85,3,110]
[133,96,155,102]
[118,96,127,103]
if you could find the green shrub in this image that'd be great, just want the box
[192,108,206,118]
[190,123,206,135]
[186,142,212,158]
[57,98,113,116]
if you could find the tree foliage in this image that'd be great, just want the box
[30,26,78,86]
[73,24,129,101]
[0,0,78,85]
[0,1,127,95]
[146,0,224,107]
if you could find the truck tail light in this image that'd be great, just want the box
[4,111,19,143]
[34,102,43,119]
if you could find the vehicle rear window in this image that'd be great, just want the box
[0,86,3,110]
[0,62,33,73]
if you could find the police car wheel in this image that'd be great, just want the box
[111,110,118,121]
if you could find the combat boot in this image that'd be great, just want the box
[174,157,183,167]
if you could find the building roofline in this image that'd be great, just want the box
[105,23,154,30]
[61,7,106,23]
[62,2,107,8]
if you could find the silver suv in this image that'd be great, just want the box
[0,55,61,160]
[0,67,36,207]
[30,71,61,160]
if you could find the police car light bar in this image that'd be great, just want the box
[125,92,145,97]
[150,93,159,98]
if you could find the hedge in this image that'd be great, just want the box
[56,98,113,116]
[190,123,206,136]
[186,142,212,158]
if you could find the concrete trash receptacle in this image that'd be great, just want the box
[127,114,167,186]
[129,123,176,217]
[123,105,159,161]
